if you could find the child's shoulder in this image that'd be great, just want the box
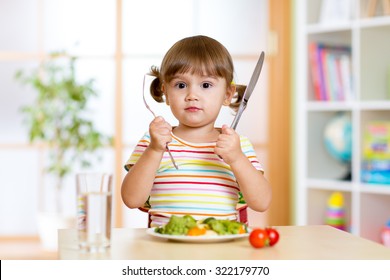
[140,131,151,139]
[239,134,251,142]
[239,135,255,149]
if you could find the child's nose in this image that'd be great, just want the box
[185,87,199,101]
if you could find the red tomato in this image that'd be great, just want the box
[249,228,269,248]
[266,227,280,246]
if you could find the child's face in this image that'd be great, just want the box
[163,72,234,129]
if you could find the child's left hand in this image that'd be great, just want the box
[215,125,243,165]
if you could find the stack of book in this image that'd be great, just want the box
[308,42,353,101]
[361,122,390,184]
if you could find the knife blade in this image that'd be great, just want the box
[230,51,265,130]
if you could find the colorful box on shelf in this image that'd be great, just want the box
[363,122,390,160]
[361,122,390,184]
[361,170,390,184]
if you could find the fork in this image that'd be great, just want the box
[142,75,178,169]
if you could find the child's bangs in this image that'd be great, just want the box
[164,51,226,81]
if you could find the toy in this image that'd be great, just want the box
[325,192,346,230]
[381,219,390,247]
[324,113,352,164]
[323,112,352,180]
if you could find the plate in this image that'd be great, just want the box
[146,228,250,243]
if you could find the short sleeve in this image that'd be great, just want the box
[240,135,264,172]
[124,132,151,171]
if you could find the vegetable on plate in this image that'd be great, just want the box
[154,215,248,236]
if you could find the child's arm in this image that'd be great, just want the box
[215,125,272,212]
[121,116,172,208]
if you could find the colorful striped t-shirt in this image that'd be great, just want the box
[125,131,263,227]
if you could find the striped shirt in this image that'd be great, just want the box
[125,131,263,227]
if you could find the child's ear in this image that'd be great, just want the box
[223,84,235,106]
[161,83,169,105]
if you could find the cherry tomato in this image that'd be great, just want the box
[265,227,280,246]
[249,228,269,248]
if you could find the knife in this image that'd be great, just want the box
[230,51,265,130]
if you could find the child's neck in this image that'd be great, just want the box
[173,125,221,143]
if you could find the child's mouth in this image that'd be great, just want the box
[185,107,201,112]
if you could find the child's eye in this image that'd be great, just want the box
[175,82,186,89]
[201,82,212,89]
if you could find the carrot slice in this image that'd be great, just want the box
[187,227,207,236]
[238,225,247,234]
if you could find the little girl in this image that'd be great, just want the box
[121,35,271,227]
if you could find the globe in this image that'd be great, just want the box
[323,113,352,163]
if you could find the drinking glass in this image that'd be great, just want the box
[76,173,112,252]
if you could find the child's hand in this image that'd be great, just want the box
[215,125,243,165]
[148,116,172,152]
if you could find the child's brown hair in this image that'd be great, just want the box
[148,35,246,112]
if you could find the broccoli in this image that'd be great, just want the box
[155,215,246,236]
[155,215,197,235]
[204,219,245,235]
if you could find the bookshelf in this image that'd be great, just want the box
[294,0,390,244]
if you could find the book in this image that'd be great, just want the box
[340,54,353,101]
[308,43,352,101]
[320,46,332,100]
[327,52,342,101]
[308,42,323,101]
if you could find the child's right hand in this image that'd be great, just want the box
[148,116,172,152]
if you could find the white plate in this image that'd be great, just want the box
[146,228,249,243]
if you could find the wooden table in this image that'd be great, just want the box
[58,225,390,260]
[0,239,57,260]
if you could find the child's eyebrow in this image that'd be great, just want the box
[169,75,185,81]
[200,73,218,79]
[176,73,218,79]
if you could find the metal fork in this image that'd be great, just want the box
[142,75,178,169]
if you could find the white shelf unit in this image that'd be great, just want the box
[294,0,390,244]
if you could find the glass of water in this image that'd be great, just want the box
[76,172,112,252]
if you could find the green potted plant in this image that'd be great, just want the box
[15,52,112,250]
